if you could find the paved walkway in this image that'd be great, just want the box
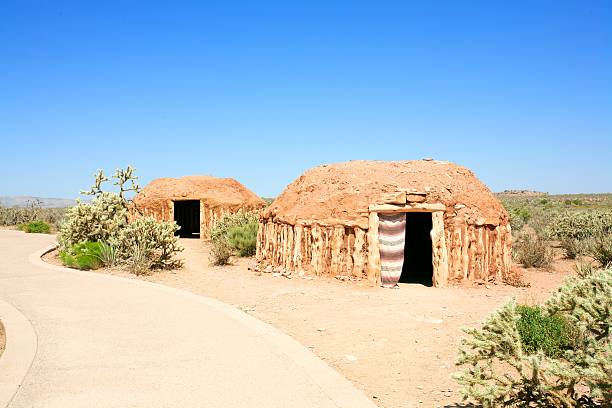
[0,230,375,408]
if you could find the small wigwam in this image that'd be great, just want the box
[257,160,512,287]
[133,176,265,239]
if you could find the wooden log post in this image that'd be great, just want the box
[431,211,449,287]
[367,212,380,286]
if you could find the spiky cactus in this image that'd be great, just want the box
[455,269,611,407]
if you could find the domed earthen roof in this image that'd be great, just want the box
[134,175,265,210]
[263,160,508,228]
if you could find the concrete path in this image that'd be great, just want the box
[0,230,376,408]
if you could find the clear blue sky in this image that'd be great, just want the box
[1,1,610,198]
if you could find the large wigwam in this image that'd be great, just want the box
[256,160,512,287]
[133,176,265,239]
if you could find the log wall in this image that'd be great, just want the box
[135,200,246,240]
[256,222,369,279]
[256,215,512,287]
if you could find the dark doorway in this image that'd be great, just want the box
[173,200,200,238]
[399,212,433,286]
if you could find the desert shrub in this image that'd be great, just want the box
[209,238,233,266]
[97,242,118,267]
[209,211,259,264]
[115,217,182,269]
[574,261,596,278]
[588,233,612,268]
[515,305,577,358]
[210,211,258,242]
[227,220,258,257]
[59,241,105,270]
[508,206,532,231]
[125,243,153,275]
[513,232,553,268]
[58,193,129,248]
[503,266,531,287]
[455,268,612,407]
[559,237,588,259]
[0,201,67,227]
[18,220,51,234]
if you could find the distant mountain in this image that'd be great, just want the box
[0,196,76,208]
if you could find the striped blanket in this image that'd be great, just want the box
[378,213,406,288]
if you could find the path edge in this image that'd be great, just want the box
[0,298,38,408]
[31,244,377,408]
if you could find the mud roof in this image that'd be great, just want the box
[134,175,265,209]
[263,160,508,228]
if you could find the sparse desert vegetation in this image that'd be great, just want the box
[500,193,612,270]
[455,267,611,407]
[209,211,259,265]
[0,199,66,231]
[449,193,612,407]
[56,167,183,273]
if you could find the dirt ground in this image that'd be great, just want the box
[45,240,574,408]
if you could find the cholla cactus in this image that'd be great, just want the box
[59,193,129,249]
[114,216,183,269]
[60,167,182,273]
[80,166,140,200]
[548,211,612,240]
[455,269,611,407]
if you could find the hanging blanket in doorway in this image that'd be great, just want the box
[378,213,406,288]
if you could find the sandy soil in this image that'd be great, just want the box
[45,240,574,408]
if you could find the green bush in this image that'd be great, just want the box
[455,268,612,407]
[18,220,51,234]
[508,206,532,231]
[59,241,105,270]
[209,211,259,264]
[227,220,258,257]
[516,305,576,358]
[97,242,118,267]
[513,232,553,268]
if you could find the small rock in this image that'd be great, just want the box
[345,354,358,362]
[317,327,326,332]
[264,265,273,273]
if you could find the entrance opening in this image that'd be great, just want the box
[173,200,200,238]
[400,212,433,286]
